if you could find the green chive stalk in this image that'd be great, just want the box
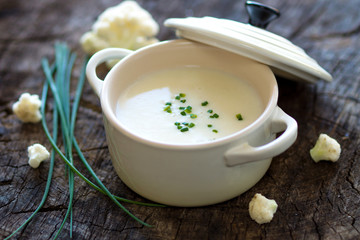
[42,57,153,229]
[41,44,154,228]
[53,43,76,239]
[6,42,164,240]
[4,68,58,240]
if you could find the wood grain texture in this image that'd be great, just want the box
[1,0,359,239]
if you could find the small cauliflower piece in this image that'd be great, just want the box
[28,143,50,168]
[249,193,278,224]
[80,0,159,56]
[310,133,341,163]
[12,93,42,123]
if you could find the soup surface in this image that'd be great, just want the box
[115,66,264,144]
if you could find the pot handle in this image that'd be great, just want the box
[224,107,297,167]
[86,48,133,97]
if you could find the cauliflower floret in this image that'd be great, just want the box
[249,193,278,224]
[80,0,159,56]
[12,93,42,123]
[28,143,50,168]
[310,133,341,163]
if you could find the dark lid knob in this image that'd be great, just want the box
[245,1,280,29]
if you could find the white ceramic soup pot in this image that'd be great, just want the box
[86,39,297,207]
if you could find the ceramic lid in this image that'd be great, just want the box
[164,3,332,83]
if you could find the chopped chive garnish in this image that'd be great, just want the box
[180,111,186,116]
[177,125,182,129]
[180,99,186,103]
[207,109,213,113]
[182,122,189,126]
[189,123,195,128]
[236,113,243,120]
[179,93,186,97]
[179,107,185,110]
[190,114,197,119]
[165,102,172,106]
[185,106,192,113]
[181,127,189,132]
[210,113,219,118]
[201,101,209,106]
[174,122,180,126]
[207,124,213,128]
[164,105,172,113]
[175,95,181,100]
[212,129,218,133]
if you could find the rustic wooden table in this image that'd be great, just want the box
[1,0,359,239]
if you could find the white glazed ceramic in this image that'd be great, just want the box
[165,17,333,83]
[86,39,298,207]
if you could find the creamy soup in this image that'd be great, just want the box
[115,66,264,144]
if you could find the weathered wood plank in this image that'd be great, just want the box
[1,0,359,239]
